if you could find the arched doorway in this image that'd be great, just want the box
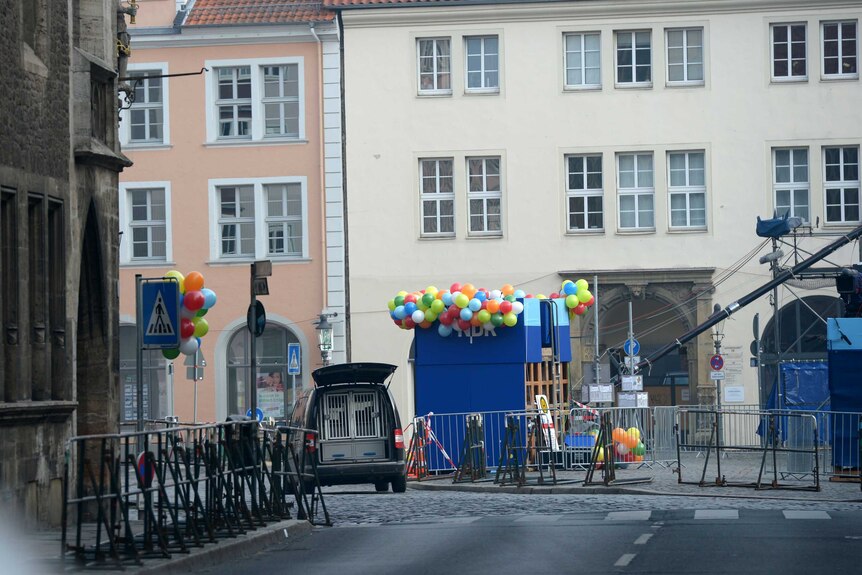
[226,324,302,419]
[760,294,843,406]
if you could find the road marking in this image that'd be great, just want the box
[606,510,651,521]
[651,521,664,529]
[694,510,738,520]
[438,516,481,524]
[514,515,562,523]
[783,510,831,520]
[614,553,637,567]
[634,534,653,545]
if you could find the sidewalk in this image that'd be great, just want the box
[12,518,311,575]
[409,452,862,502]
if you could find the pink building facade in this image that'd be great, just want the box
[119,0,344,423]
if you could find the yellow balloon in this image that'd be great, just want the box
[596,447,605,462]
[164,270,185,293]
[577,289,593,304]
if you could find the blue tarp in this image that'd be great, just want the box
[761,361,830,443]
[756,213,802,238]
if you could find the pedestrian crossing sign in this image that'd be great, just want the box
[141,280,180,349]
[288,343,301,375]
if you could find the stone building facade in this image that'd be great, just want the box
[0,0,129,527]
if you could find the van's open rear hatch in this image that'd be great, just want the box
[312,363,397,387]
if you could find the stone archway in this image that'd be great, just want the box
[565,268,717,406]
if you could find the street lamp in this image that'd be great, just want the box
[315,313,334,366]
[711,303,725,356]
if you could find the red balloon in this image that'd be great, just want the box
[499,301,513,314]
[404,294,417,304]
[575,303,587,315]
[180,318,195,339]
[404,318,416,329]
[450,283,462,293]
[586,296,595,307]
[184,290,205,311]
[439,313,453,326]
[457,319,471,331]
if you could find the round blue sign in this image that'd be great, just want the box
[246,407,264,422]
[710,354,724,371]
[623,338,640,356]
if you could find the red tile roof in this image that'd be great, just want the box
[184,0,335,26]
[323,0,463,5]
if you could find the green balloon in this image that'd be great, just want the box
[490,313,504,327]
[632,442,645,457]
[422,293,435,307]
[196,307,208,317]
[162,348,180,360]
[394,295,405,307]
[504,295,516,302]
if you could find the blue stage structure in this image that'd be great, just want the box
[826,318,862,470]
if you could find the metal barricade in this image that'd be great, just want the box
[62,421,328,570]
[675,408,820,491]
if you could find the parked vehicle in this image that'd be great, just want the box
[289,362,407,492]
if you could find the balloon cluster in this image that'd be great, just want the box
[547,279,595,318]
[387,278,596,337]
[387,283,528,337]
[611,427,646,462]
[161,270,218,360]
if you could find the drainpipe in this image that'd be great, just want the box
[310,22,330,365]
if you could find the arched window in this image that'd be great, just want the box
[226,325,301,419]
[762,295,843,357]
[119,325,169,423]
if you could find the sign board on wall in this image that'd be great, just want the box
[724,386,745,403]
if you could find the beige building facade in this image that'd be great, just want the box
[328,0,862,420]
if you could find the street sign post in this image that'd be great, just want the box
[623,338,640,357]
[288,343,300,411]
[709,354,725,371]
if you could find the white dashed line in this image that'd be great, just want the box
[514,515,562,523]
[782,510,831,520]
[634,533,653,545]
[694,509,739,520]
[614,553,637,567]
[606,510,652,521]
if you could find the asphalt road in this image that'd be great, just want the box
[195,487,862,574]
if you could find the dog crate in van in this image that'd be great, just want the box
[318,388,390,462]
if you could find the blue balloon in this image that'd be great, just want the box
[474,291,487,302]
[394,306,407,320]
[404,302,417,315]
[201,288,217,309]
[441,292,453,306]
[438,324,453,337]
[468,298,482,312]
[513,289,526,298]
[390,310,398,320]
[563,282,577,296]
[460,308,473,321]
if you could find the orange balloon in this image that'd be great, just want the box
[486,300,500,314]
[185,271,205,292]
[470,315,482,327]
[501,284,514,296]
[612,427,627,444]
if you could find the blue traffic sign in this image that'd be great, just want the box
[623,338,640,356]
[141,280,180,349]
[710,354,724,371]
[246,407,264,422]
[288,343,301,375]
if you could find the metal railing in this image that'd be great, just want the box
[62,420,328,570]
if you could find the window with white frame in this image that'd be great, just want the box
[418,38,451,93]
[121,63,170,146]
[667,151,706,229]
[566,154,603,231]
[617,153,654,230]
[211,178,307,260]
[265,183,303,256]
[564,32,601,88]
[666,28,703,84]
[262,65,300,137]
[128,71,165,143]
[616,31,651,86]
[824,146,860,224]
[822,21,858,78]
[771,23,807,80]
[419,159,455,237]
[467,157,502,236]
[217,67,252,138]
[465,36,499,91]
[119,182,172,264]
[206,58,304,143]
[773,148,810,222]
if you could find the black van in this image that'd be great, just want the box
[290,362,407,492]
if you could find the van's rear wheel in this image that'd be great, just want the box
[391,475,407,493]
[374,481,389,492]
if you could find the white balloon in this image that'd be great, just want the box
[179,336,199,356]
[411,310,425,323]
[490,289,502,300]
[512,301,524,315]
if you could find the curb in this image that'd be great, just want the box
[408,480,862,503]
[134,520,313,575]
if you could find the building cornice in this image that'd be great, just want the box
[558,267,717,286]
[130,22,339,49]
[338,0,860,28]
